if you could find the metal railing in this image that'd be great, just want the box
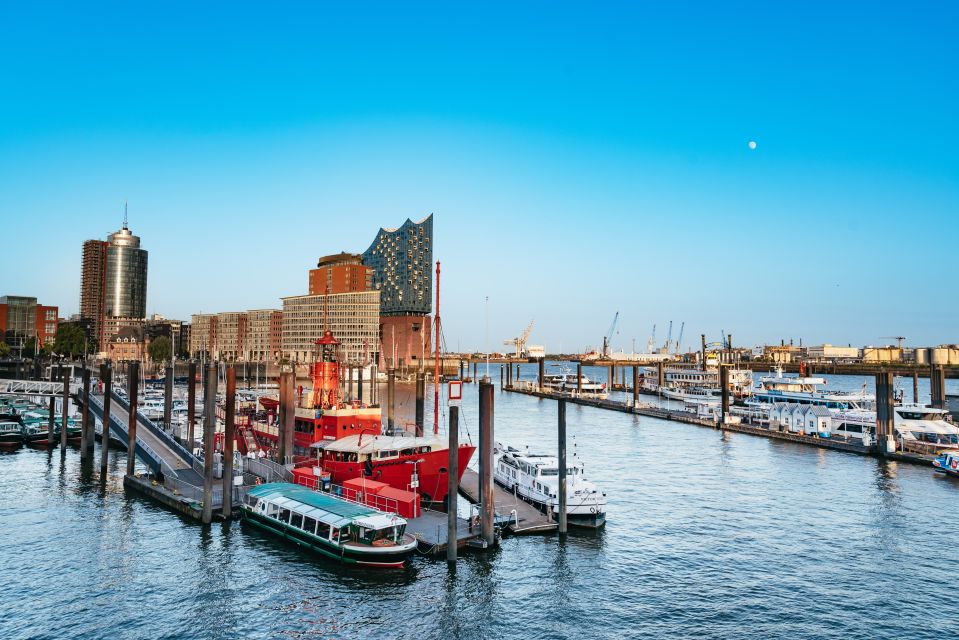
[245,456,293,483]
[109,390,198,467]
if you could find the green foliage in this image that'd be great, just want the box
[23,337,36,358]
[0,341,10,358]
[148,335,172,363]
[53,324,86,357]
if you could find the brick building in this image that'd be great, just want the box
[0,296,59,356]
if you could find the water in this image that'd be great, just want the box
[3,366,958,639]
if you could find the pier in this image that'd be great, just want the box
[458,469,557,535]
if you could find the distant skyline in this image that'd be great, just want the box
[1,2,956,352]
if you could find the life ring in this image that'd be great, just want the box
[589,506,596,513]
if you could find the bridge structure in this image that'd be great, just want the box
[0,379,81,398]
[83,390,204,485]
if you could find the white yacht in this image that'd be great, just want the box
[661,386,722,406]
[748,365,875,410]
[831,403,957,452]
[493,443,607,528]
[644,361,753,401]
[541,367,609,399]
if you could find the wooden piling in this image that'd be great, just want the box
[100,364,112,475]
[538,358,545,391]
[80,367,91,460]
[720,364,730,424]
[500,364,504,389]
[632,366,639,406]
[223,366,236,519]
[61,363,70,451]
[577,362,583,394]
[163,364,173,431]
[187,361,197,447]
[913,371,920,404]
[558,399,567,534]
[47,364,56,445]
[126,361,139,477]
[473,361,478,383]
[447,404,459,566]
[876,370,895,456]
[478,379,495,547]
[415,372,425,437]
[202,362,216,524]
[931,365,946,409]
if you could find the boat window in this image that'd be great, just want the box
[331,528,342,542]
[540,469,558,476]
[303,517,317,535]
[318,521,331,539]
[266,502,279,518]
[290,513,303,529]
[278,508,291,523]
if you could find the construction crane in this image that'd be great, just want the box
[503,320,534,358]
[602,312,619,359]
[675,322,685,354]
[721,329,727,349]
[666,321,673,352]
[880,336,907,349]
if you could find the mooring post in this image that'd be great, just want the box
[459,360,464,381]
[100,364,112,475]
[876,370,895,456]
[415,372,425,437]
[223,365,236,519]
[283,368,295,464]
[913,371,920,404]
[80,366,92,459]
[720,364,730,425]
[657,361,665,390]
[538,357,545,392]
[163,363,173,431]
[126,360,139,477]
[358,364,364,405]
[47,364,57,445]
[500,364,504,390]
[187,360,197,447]
[447,403,459,566]
[632,366,639,407]
[576,362,583,395]
[558,398,567,535]
[931,365,946,409]
[473,361,478,383]
[387,368,396,432]
[202,362,217,524]
[478,379,495,547]
[61,363,70,451]
[608,365,614,391]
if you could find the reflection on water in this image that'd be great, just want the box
[1,367,957,639]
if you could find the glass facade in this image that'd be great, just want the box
[362,215,432,316]
[104,226,148,320]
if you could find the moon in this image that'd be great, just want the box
[748,140,757,150]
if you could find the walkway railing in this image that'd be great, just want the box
[109,390,198,468]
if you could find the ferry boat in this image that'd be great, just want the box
[493,443,607,528]
[540,366,608,399]
[661,386,721,406]
[933,451,959,478]
[254,327,475,506]
[643,361,753,401]
[0,422,23,449]
[242,482,418,567]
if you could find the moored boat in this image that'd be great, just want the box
[0,421,23,449]
[493,443,607,528]
[933,451,959,478]
[242,482,418,567]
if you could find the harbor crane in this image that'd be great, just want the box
[504,320,534,358]
[666,321,673,352]
[880,336,907,349]
[675,322,685,354]
[602,311,619,359]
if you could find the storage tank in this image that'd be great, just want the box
[915,348,929,365]
[930,347,949,365]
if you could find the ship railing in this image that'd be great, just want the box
[294,475,403,515]
[246,456,293,483]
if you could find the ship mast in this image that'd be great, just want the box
[434,261,440,435]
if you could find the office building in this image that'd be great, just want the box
[0,296,58,356]
[281,291,380,364]
[308,253,372,295]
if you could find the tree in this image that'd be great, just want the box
[53,324,87,358]
[23,337,36,359]
[148,335,172,364]
[0,341,10,358]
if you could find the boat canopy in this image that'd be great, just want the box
[310,434,444,454]
[246,483,406,530]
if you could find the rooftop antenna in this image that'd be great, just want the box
[123,200,128,229]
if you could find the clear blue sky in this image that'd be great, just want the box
[1,1,956,352]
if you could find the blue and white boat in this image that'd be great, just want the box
[933,451,959,478]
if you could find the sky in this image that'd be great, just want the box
[1,1,956,353]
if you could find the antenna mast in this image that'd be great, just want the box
[123,200,128,229]
[434,261,441,435]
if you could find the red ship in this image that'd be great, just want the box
[252,326,475,507]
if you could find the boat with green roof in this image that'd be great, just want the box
[242,482,418,568]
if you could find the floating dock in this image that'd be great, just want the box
[458,469,557,535]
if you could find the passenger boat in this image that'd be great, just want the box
[540,366,608,399]
[0,421,23,449]
[242,482,418,567]
[493,443,607,528]
[661,386,721,406]
[643,361,753,400]
[747,364,875,410]
[254,327,475,506]
[933,451,959,478]
[19,413,53,446]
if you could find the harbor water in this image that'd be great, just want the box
[3,366,959,639]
